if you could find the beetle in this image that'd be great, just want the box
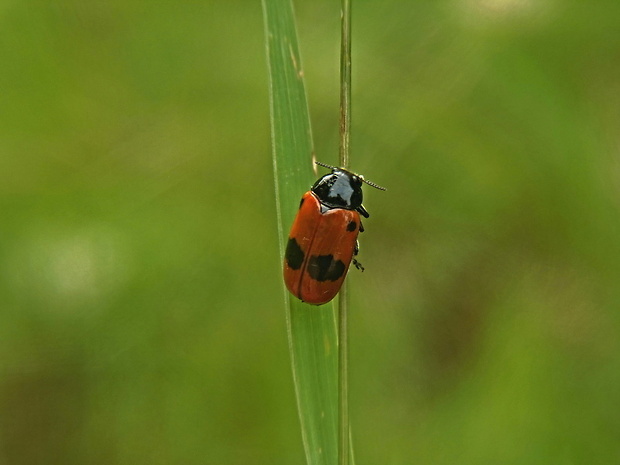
[283,161,385,305]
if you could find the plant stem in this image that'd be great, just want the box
[338,285,349,465]
[339,0,352,170]
[338,1,352,465]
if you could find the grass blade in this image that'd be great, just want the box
[262,1,344,464]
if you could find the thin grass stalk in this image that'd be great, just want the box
[338,0,352,465]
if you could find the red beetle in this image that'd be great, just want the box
[283,162,385,305]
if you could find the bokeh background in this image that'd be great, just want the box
[2,1,620,463]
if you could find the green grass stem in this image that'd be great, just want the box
[262,1,353,464]
[338,1,352,465]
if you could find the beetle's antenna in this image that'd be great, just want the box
[316,161,386,190]
[315,161,338,171]
[359,176,386,191]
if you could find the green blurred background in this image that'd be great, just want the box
[2,1,620,463]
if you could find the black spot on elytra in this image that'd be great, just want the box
[347,220,357,232]
[307,254,345,282]
[299,197,305,209]
[285,237,305,270]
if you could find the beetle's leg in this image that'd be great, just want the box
[357,204,369,218]
[352,241,364,271]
